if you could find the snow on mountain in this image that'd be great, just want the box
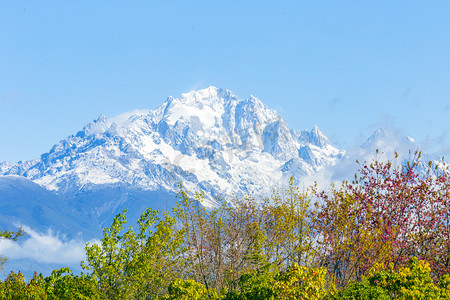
[313,127,428,187]
[361,128,418,153]
[358,128,422,164]
[0,87,439,277]
[1,87,344,206]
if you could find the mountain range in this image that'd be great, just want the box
[0,86,421,276]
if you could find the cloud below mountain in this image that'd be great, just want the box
[0,225,98,264]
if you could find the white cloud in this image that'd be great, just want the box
[0,225,99,264]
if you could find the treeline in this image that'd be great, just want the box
[2,153,450,299]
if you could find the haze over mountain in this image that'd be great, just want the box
[0,87,423,276]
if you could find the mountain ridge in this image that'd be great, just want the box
[0,87,344,201]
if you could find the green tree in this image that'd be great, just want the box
[82,208,186,299]
[162,278,212,300]
[0,271,45,300]
[331,258,449,299]
[273,264,327,300]
[43,267,100,299]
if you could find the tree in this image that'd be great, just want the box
[273,264,327,300]
[332,258,447,299]
[162,278,211,300]
[0,271,45,300]
[43,267,100,299]
[174,179,316,295]
[82,208,186,299]
[315,152,450,287]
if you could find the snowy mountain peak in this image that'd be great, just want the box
[298,125,329,148]
[372,128,388,138]
[361,128,420,160]
[96,114,108,123]
[362,128,389,148]
[310,125,329,146]
[241,95,270,114]
[76,114,113,137]
[1,87,344,200]
[178,86,236,106]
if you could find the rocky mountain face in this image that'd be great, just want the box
[0,87,343,209]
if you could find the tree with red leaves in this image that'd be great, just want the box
[315,152,450,287]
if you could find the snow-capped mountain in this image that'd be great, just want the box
[0,87,347,276]
[361,128,419,154]
[0,87,434,278]
[1,87,343,206]
[318,127,429,186]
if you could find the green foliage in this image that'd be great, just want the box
[82,207,186,299]
[372,257,442,299]
[43,268,100,299]
[333,258,450,299]
[227,265,276,300]
[0,271,45,300]
[0,228,25,241]
[3,154,450,299]
[222,264,328,300]
[440,274,450,298]
[273,264,327,300]
[0,268,99,300]
[328,281,390,300]
[162,278,211,300]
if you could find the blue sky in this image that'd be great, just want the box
[1,1,450,162]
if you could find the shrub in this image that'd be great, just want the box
[0,271,45,300]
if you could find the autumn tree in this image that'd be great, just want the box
[315,152,450,287]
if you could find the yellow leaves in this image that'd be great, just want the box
[273,264,327,300]
[368,262,386,278]
[163,278,210,300]
[334,257,450,299]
